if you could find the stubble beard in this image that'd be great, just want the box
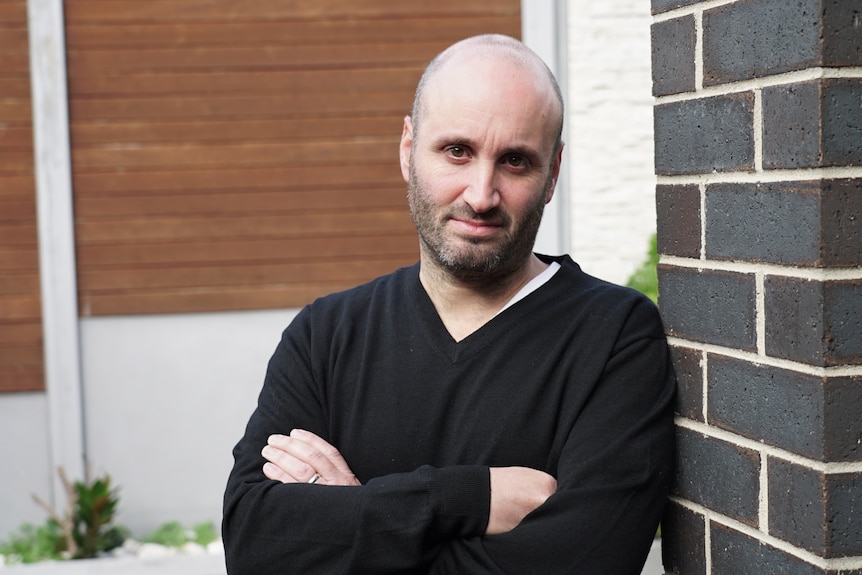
[406,162,548,283]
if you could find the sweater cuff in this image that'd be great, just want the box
[426,465,490,538]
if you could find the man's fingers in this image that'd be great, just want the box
[287,429,355,475]
[261,442,316,483]
[263,431,361,486]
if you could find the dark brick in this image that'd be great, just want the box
[705,181,823,265]
[825,279,862,364]
[708,355,862,461]
[824,376,862,462]
[762,81,825,169]
[705,179,862,267]
[651,0,702,15]
[658,265,757,351]
[654,94,754,175]
[673,427,760,525]
[711,522,824,575]
[656,184,700,259]
[702,0,823,84]
[709,355,820,458]
[766,277,862,366]
[823,1,862,67]
[764,80,862,169]
[822,79,862,166]
[651,16,696,96]
[769,458,862,557]
[821,179,862,267]
[669,345,703,421]
[661,500,706,575]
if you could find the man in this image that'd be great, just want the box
[223,34,675,574]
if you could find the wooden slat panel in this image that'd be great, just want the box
[79,278,401,316]
[0,369,44,393]
[0,321,42,346]
[0,76,31,97]
[0,272,39,296]
[0,295,41,321]
[78,256,416,292]
[0,99,32,124]
[67,42,450,74]
[68,68,420,99]
[72,138,399,170]
[66,0,519,316]
[1,0,43,392]
[75,187,405,218]
[64,1,518,23]
[77,233,417,267]
[76,209,415,243]
[0,175,34,196]
[65,16,519,49]
[72,163,402,194]
[70,115,405,145]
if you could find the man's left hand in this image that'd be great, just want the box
[261,429,362,486]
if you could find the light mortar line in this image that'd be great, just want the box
[666,336,862,378]
[675,417,862,474]
[768,453,769,535]
[660,255,862,281]
[694,10,704,92]
[755,271,766,355]
[656,166,862,185]
[699,182,707,260]
[668,497,862,570]
[701,349,709,422]
[655,67,862,105]
[753,88,763,172]
[651,0,736,23]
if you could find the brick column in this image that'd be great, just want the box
[649,1,862,574]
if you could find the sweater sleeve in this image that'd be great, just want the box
[222,309,492,574]
[429,299,677,574]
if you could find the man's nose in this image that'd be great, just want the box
[461,161,500,214]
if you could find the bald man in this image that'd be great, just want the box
[223,35,675,574]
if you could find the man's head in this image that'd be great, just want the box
[399,34,565,283]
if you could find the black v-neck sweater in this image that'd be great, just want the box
[224,255,676,574]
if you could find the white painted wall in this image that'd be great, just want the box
[566,0,657,285]
[78,309,297,535]
[0,394,53,536]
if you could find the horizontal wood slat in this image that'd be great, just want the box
[75,187,406,218]
[65,16,518,49]
[1,0,43,392]
[72,163,403,194]
[64,1,518,23]
[66,0,520,316]
[67,42,450,73]
[76,209,415,243]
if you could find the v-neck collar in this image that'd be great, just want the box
[407,255,565,364]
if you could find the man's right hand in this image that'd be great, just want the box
[486,467,557,535]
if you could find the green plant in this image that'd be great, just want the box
[626,233,659,304]
[0,521,65,565]
[26,467,126,560]
[71,475,126,558]
[143,520,219,548]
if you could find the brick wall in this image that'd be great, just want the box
[650,1,862,573]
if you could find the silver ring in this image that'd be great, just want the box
[307,473,321,484]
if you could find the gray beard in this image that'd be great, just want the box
[406,164,548,283]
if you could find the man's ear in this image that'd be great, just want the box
[545,141,565,204]
[399,116,413,183]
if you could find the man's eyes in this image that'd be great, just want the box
[444,145,468,158]
[504,155,526,168]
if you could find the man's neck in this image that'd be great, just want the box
[419,254,549,342]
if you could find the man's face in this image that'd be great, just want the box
[400,56,563,282]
